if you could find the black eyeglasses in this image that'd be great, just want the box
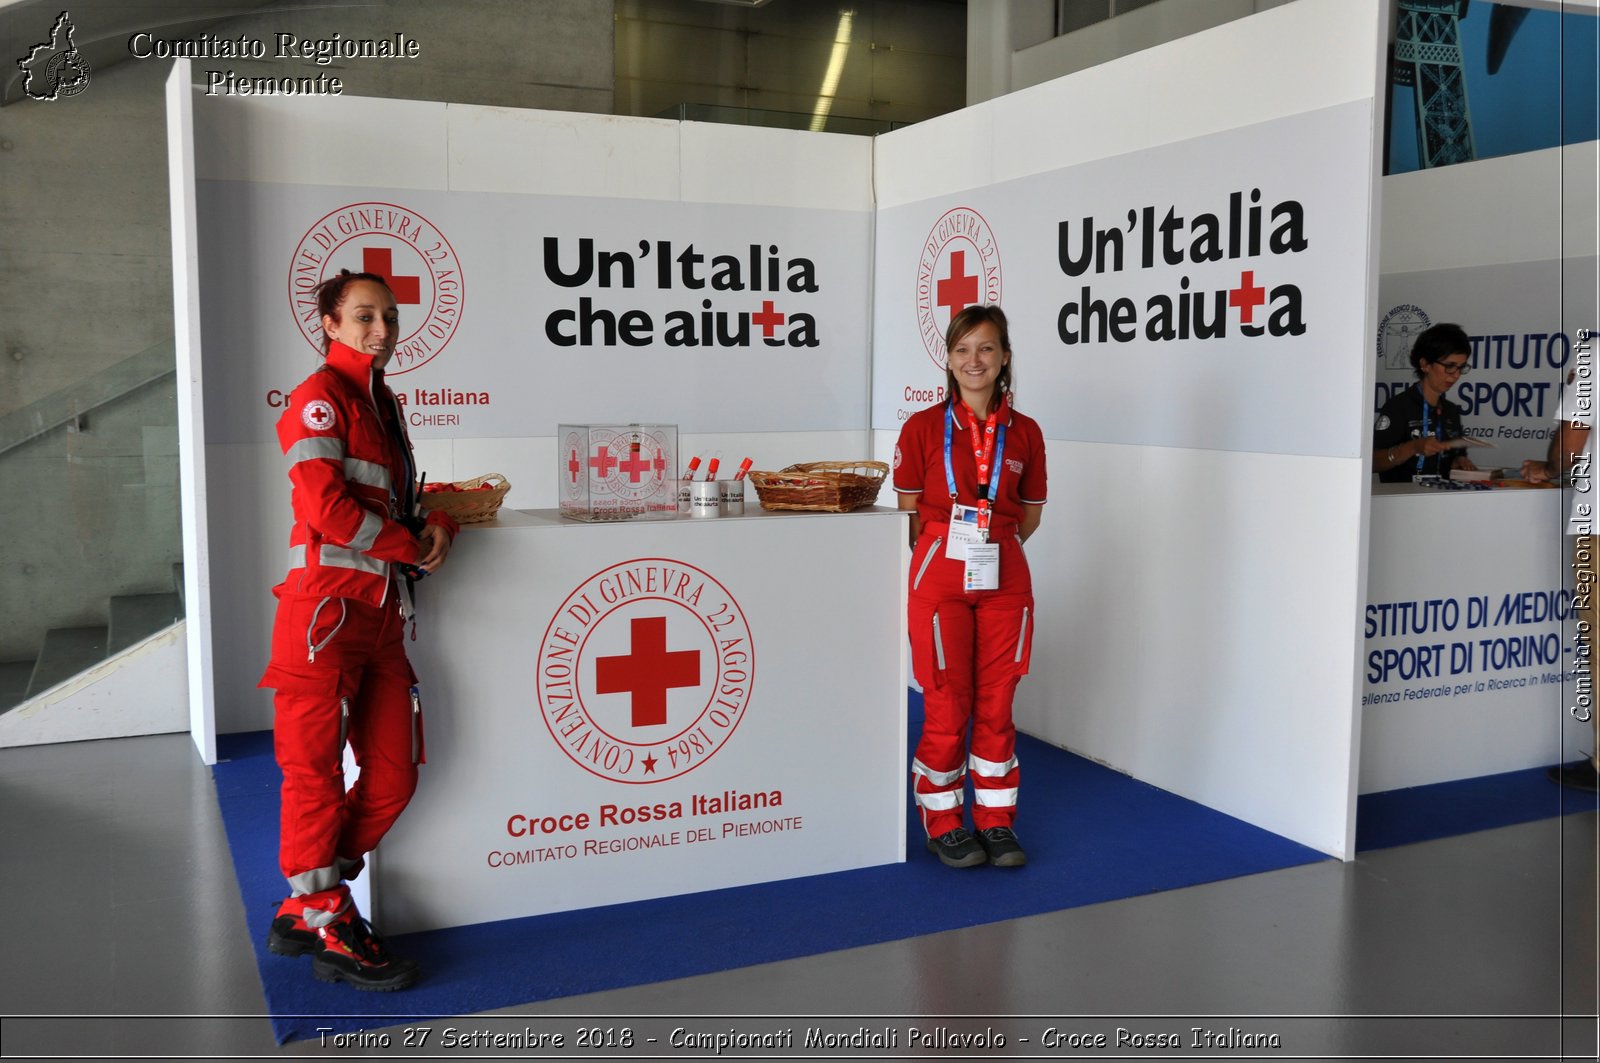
[1434,361,1470,376]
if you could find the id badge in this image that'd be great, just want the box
[945,503,986,561]
[964,542,1000,591]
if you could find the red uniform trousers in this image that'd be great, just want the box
[262,590,423,896]
[908,525,1034,836]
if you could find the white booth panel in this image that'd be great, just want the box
[680,122,875,211]
[1382,145,1599,274]
[446,107,682,200]
[1015,443,1367,858]
[873,103,994,210]
[193,92,450,189]
[994,0,1383,187]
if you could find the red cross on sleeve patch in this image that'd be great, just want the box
[301,399,337,431]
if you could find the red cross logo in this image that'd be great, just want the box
[301,399,336,431]
[752,300,786,339]
[1229,270,1266,325]
[619,446,652,484]
[362,246,421,305]
[588,446,617,478]
[652,449,667,478]
[567,448,581,484]
[594,616,701,728]
[937,249,979,317]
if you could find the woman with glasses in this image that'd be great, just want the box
[1373,322,1479,483]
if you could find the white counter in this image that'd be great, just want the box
[368,505,910,934]
[1362,481,1584,791]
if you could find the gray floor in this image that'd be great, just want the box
[1,733,1596,1060]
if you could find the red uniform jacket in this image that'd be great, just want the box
[273,340,458,606]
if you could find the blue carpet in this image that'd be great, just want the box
[1356,762,1599,852]
[215,693,1331,1044]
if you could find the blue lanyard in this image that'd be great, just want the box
[1415,385,1442,473]
[944,402,1006,503]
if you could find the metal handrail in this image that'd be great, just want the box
[0,339,176,456]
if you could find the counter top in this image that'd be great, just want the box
[459,504,910,531]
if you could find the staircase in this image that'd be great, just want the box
[0,340,184,724]
[1,567,184,714]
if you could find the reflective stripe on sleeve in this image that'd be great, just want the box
[914,789,964,811]
[286,436,344,465]
[911,758,965,786]
[972,787,1019,807]
[344,509,383,552]
[319,544,387,577]
[342,457,392,493]
[968,752,1018,777]
[286,544,306,570]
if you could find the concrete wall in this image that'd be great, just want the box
[614,0,965,129]
[0,0,615,663]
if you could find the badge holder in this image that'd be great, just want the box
[945,503,985,560]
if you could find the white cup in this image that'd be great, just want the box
[719,479,745,516]
[677,479,693,516]
[689,480,721,518]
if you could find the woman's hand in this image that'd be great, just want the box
[416,524,452,574]
[897,491,921,548]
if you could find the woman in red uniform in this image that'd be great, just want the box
[258,270,457,990]
[893,304,1046,868]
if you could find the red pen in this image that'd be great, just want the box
[683,456,702,480]
[734,457,753,481]
[705,457,720,482]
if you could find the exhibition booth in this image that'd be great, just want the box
[1364,145,1596,792]
[167,0,1592,930]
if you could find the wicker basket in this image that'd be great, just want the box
[417,473,510,524]
[748,461,888,513]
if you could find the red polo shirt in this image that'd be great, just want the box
[892,399,1048,536]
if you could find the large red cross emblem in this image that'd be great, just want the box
[937,249,979,317]
[595,616,701,727]
[361,247,421,305]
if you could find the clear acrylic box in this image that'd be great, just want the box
[557,423,679,521]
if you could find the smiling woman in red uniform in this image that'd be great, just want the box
[258,270,457,990]
[893,304,1047,869]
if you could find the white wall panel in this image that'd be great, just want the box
[169,62,216,763]
[996,0,1380,186]
[203,442,292,734]
[1013,444,1367,858]
[447,107,681,200]
[1382,144,1600,274]
[680,122,875,211]
[193,92,449,189]
[872,103,994,210]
